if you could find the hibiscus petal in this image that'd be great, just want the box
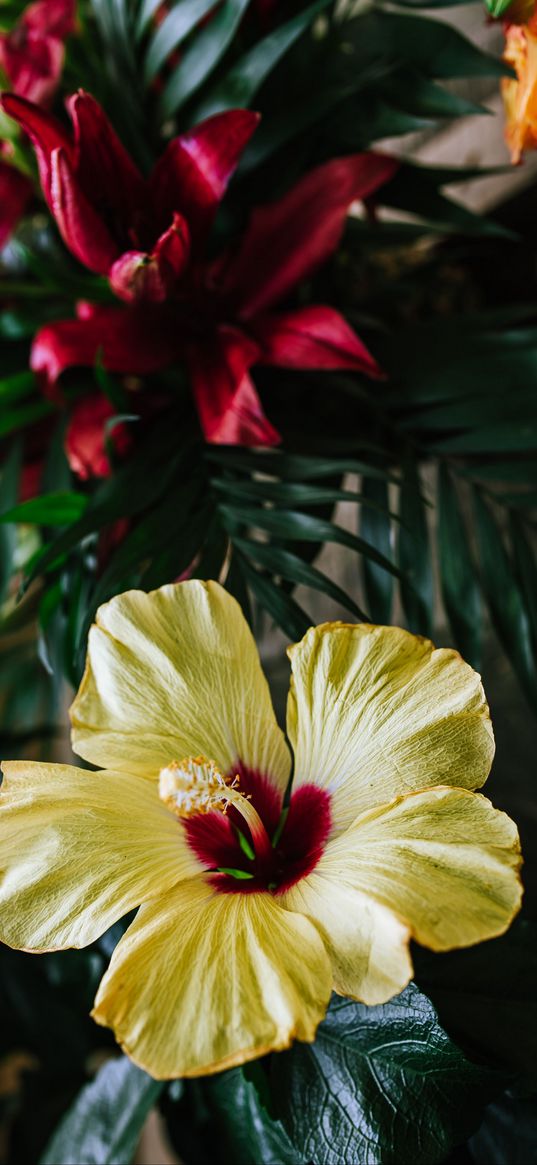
[287,623,494,836]
[218,152,398,317]
[92,877,331,1078]
[254,305,383,378]
[31,304,180,397]
[0,159,32,248]
[150,109,259,248]
[282,878,412,1005]
[67,90,146,224]
[49,147,119,273]
[0,92,73,202]
[188,326,280,445]
[70,580,291,810]
[299,787,520,990]
[0,761,201,951]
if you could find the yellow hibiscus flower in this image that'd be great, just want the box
[0,581,522,1079]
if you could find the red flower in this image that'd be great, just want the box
[5,91,398,445]
[0,0,75,107]
[0,155,32,248]
[1,90,260,303]
[65,394,132,480]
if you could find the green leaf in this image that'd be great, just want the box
[206,447,397,482]
[0,369,36,405]
[219,505,402,578]
[192,0,331,117]
[233,536,368,619]
[273,987,501,1165]
[437,465,481,667]
[473,489,537,707]
[0,398,53,438]
[398,458,433,636]
[0,492,88,526]
[213,476,399,515]
[484,0,515,17]
[510,515,537,647]
[237,553,311,640]
[159,0,252,118]
[207,1066,298,1165]
[0,441,21,604]
[144,0,218,84]
[40,1055,162,1165]
[360,477,394,623]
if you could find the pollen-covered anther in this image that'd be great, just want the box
[159,755,274,861]
[158,757,239,819]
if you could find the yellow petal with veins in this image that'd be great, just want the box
[287,623,494,835]
[0,761,201,951]
[282,877,413,1005]
[70,582,291,798]
[310,786,521,961]
[92,878,332,1079]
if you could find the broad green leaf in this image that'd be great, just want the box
[398,458,433,637]
[159,0,252,118]
[136,0,163,37]
[437,465,481,667]
[414,920,537,1082]
[432,421,537,454]
[273,987,500,1165]
[192,0,331,117]
[207,1066,298,1165]
[0,369,35,404]
[473,489,537,707]
[144,0,218,83]
[233,535,368,619]
[219,504,402,578]
[360,477,393,623]
[0,492,87,526]
[40,1056,162,1165]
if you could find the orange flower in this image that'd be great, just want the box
[502,9,537,162]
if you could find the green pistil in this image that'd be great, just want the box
[217,867,255,879]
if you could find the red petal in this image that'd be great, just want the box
[31,304,181,397]
[254,306,384,378]
[22,0,76,39]
[49,147,119,273]
[67,91,146,225]
[188,326,280,446]
[151,110,259,248]
[219,152,399,317]
[0,92,72,202]
[0,158,33,247]
[65,394,131,480]
[0,30,65,106]
[109,214,190,302]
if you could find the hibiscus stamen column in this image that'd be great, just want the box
[159,756,273,861]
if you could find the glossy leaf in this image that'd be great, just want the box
[273,987,500,1165]
[40,1056,162,1165]
[237,552,311,640]
[144,0,218,84]
[207,1066,298,1165]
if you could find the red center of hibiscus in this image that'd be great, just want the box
[183,766,332,895]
